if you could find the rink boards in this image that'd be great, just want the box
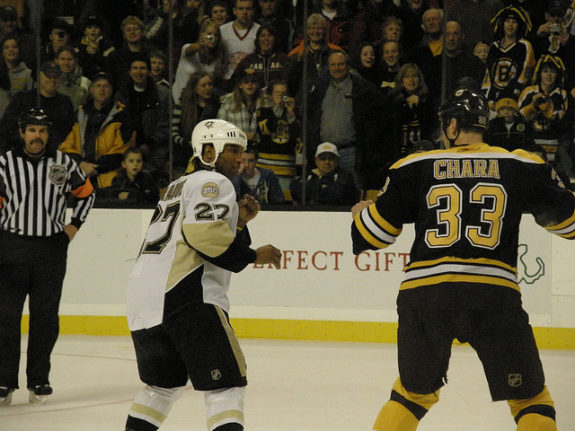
[21,209,575,349]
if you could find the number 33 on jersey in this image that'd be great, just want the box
[351,144,575,307]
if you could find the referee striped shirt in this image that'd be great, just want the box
[0,147,95,237]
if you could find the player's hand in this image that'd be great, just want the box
[238,194,260,227]
[255,244,282,269]
[64,224,79,242]
[80,161,99,177]
[351,200,373,217]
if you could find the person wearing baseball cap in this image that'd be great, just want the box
[487,96,536,152]
[41,19,72,64]
[0,61,75,153]
[289,142,358,205]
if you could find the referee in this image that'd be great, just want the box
[0,109,95,406]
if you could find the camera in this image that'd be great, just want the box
[282,95,289,103]
[549,23,561,35]
[205,34,215,43]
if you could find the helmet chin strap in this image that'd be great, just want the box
[442,118,460,148]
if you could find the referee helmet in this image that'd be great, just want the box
[18,108,52,130]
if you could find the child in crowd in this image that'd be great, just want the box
[104,148,160,204]
[472,41,489,64]
[149,50,169,88]
[487,97,536,152]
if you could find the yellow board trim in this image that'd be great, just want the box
[19,315,575,350]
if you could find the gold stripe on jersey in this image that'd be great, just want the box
[368,204,402,236]
[400,273,520,292]
[402,256,519,291]
[215,306,247,377]
[130,402,167,423]
[165,239,203,292]
[182,220,234,258]
[390,143,543,171]
[207,409,244,430]
[354,204,401,249]
[544,208,575,239]
[258,152,295,163]
[405,256,517,273]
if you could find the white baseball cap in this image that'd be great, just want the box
[315,142,339,157]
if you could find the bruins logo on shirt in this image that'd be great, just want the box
[49,164,67,186]
[201,182,220,198]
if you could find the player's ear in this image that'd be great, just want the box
[447,117,458,137]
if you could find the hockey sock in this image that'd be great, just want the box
[125,385,185,431]
[372,377,440,431]
[508,386,557,431]
[205,386,245,431]
[213,423,243,431]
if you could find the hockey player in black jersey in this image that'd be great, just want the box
[351,90,575,431]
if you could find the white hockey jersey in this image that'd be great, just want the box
[126,169,256,331]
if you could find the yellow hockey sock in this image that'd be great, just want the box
[372,378,440,431]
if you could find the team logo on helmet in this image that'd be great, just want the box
[48,164,67,186]
[204,120,215,129]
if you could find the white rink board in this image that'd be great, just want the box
[60,209,575,327]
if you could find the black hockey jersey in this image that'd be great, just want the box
[351,144,575,310]
[482,39,535,102]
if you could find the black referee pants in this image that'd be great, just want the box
[0,231,69,390]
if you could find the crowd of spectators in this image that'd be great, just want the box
[1,0,575,209]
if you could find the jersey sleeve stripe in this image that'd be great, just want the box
[355,207,399,246]
[182,220,235,257]
[368,204,402,236]
[353,212,392,249]
[544,209,575,235]
[71,178,94,198]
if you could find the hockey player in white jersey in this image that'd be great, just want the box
[125,119,282,431]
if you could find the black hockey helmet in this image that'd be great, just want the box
[439,89,489,132]
[18,108,52,130]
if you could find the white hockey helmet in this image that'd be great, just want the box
[190,119,247,166]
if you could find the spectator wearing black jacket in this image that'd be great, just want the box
[0,61,75,153]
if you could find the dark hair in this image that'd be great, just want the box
[352,41,377,70]
[180,71,213,134]
[244,145,258,158]
[128,53,150,69]
[266,78,288,95]
[123,147,143,161]
[254,24,277,53]
[55,45,78,60]
[0,35,19,90]
[149,49,167,63]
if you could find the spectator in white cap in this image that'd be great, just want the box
[289,142,358,205]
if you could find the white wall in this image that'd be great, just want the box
[60,209,575,328]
